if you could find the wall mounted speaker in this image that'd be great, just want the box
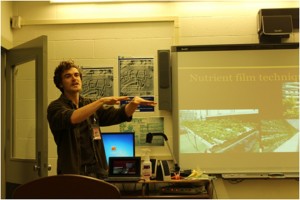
[257,8,298,43]
[258,15,293,43]
[158,50,172,111]
[260,15,293,36]
[258,8,299,29]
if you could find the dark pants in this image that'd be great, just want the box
[80,164,105,179]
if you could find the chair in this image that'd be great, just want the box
[12,174,121,199]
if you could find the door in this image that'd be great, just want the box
[5,36,48,197]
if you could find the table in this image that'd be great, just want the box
[110,177,213,199]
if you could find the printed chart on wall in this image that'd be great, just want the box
[81,67,114,99]
[120,117,164,146]
[118,56,155,112]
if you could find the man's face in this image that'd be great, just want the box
[61,67,82,94]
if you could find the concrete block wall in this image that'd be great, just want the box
[2,1,299,199]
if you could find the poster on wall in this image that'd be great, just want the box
[120,117,164,146]
[81,67,114,99]
[118,56,154,96]
[118,57,155,112]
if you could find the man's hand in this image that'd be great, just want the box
[130,96,157,106]
[125,96,157,117]
[100,96,130,105]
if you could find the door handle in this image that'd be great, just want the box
[48,164,52,171]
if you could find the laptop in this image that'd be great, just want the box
[105,157,141,182]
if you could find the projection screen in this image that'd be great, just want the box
[171,43,299,175]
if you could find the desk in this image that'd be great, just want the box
[110,177,213,199]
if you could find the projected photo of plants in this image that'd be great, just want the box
[180,107,299,154]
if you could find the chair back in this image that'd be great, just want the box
[12,174,121,199]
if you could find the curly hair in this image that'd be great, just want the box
[53,60,83,93]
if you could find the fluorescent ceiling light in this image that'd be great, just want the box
[50,0,299,2]
[50,0,176,2]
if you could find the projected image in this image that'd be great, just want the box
[282,82,299,119]
[180,109,259,153]
[261,82,299,152]
[174,47,299,173]
[180,109,299,153]
[261,119,298,152]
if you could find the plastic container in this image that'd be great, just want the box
[141,148,152,181]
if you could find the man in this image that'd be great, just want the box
[47,60,156,179]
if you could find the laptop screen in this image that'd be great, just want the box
[108,157,141,177]
[101,132,135,163]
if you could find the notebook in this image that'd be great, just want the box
[105,157,141,182]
